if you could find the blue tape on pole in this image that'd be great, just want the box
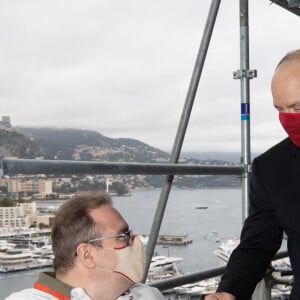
[241,103,250,114]
[241,103,250,121]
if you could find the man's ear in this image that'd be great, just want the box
[76,244,96,268]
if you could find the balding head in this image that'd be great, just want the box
[276,49,300,69]
[272,49,300,113]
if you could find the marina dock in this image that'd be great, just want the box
[140,233,193,245]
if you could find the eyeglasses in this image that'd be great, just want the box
[87,229,133,247]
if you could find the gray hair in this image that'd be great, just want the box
[52,191,112,274]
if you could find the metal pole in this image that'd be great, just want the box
[143,0,221,281]
[237,2,271,300]
[234,0,256,222]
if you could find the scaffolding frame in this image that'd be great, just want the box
[1,0,297,298]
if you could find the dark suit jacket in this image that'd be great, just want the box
[217,138,300,300]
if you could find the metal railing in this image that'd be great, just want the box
[150,250,289,294]
[1,158,245,177]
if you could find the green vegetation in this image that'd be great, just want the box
[30,221,49,229]
[0,197,18,207]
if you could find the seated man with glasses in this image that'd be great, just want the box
[5,192,165,300]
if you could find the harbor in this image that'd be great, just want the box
[0,231,222,298]
[0,225,221,297]
[0,188,224,298]
[0,189,292,299]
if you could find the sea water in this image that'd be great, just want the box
[0,188,243,298]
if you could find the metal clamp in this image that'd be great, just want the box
[233,69,257,79]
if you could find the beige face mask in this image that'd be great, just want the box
[97,236,146,284]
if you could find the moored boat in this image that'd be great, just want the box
[0,248,52,273]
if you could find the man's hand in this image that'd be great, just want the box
[205,292,236,300]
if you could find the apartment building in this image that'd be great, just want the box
[8,179,52,195]
[0,206,29,229]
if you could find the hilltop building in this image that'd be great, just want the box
[0,116,12,130]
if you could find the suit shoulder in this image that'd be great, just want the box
[254,138,290,165]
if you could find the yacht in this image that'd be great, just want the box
[0,240,16,251]
[214,238,240,263]
[149,255,183,275]
[174,278,219,296]
[0,248,33,272]
[0,248,52,273]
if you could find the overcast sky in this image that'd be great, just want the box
[0,1,299,154]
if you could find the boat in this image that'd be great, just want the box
[147,255,183,283]
[1,248,35,272]
[149,255,183,275]
[174,278,219,296]
[174,283,207,295]
[31,244,54,260]
[214,238,240,263]
[0,240,16,251]
[0,247,52,273]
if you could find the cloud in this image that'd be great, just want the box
[0,1,299,153]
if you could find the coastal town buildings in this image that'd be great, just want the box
[0,206,30,230]
[0,200,54,233]
[8,179,52,195]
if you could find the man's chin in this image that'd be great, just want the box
[113,272,134,293]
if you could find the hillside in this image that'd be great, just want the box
[0,126,241,188]
[0,129,44,158]
[15,127,169,162]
